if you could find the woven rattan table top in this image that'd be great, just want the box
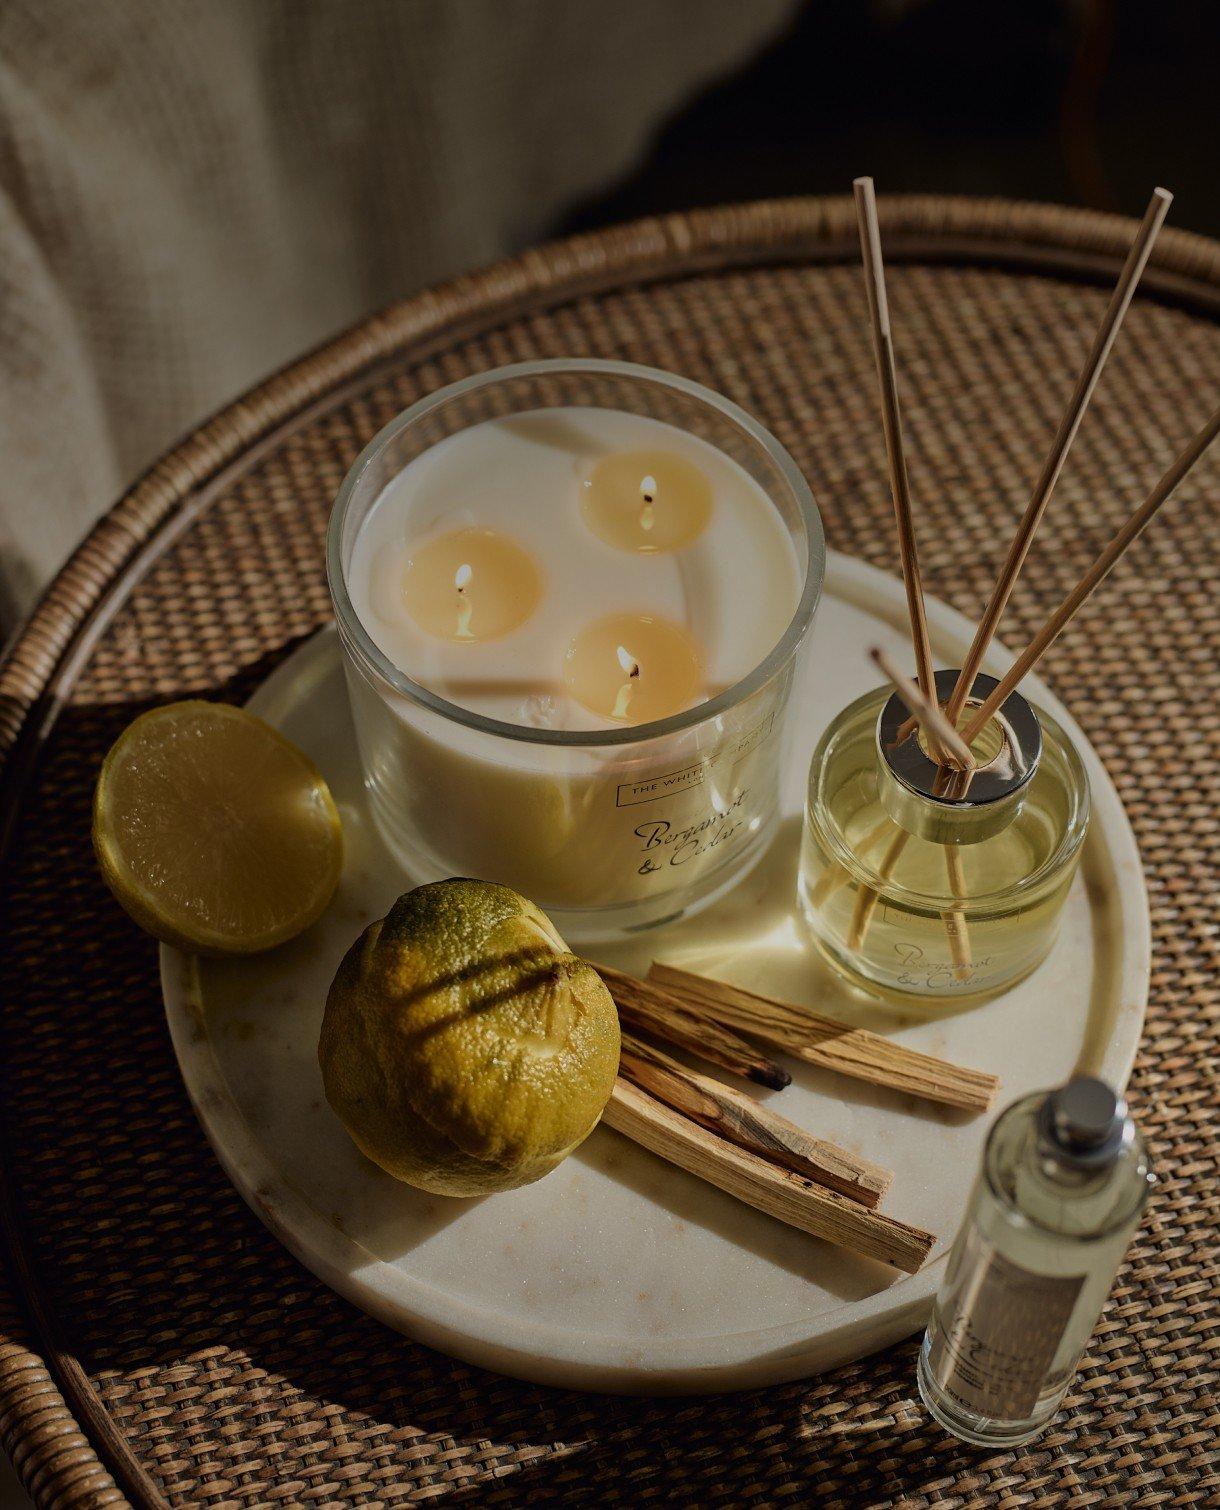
[1,196,1217,1508]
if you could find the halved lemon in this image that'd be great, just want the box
[93,700,343,955]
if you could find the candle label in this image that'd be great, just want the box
[634,790,749,876]
[614,713,776,807]
[602,714,780,882]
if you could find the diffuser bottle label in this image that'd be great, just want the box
[889,939,1002,994]
[927,1229,1085,1420]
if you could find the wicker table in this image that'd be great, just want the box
[1,196,1217,1508]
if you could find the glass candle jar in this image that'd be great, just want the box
[328,360,824,943]
[798,670,1089,1000]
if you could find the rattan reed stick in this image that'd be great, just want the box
[869,647,975,968]
[870,646,974,770]
[845,826,905,954]
[806,813,892,910]
[962,400,1220,743]
[943,186,1172,724]
[853,177,941,751]
[943,845,972,982]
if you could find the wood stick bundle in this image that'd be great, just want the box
[590,959,992,1269]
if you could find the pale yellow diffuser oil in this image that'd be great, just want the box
[798,670,1089,1001]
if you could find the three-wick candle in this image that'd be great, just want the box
[333,366,820,940]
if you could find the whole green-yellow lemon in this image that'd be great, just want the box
[319,879,620,1195]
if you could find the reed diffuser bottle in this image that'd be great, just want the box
[798,669,1089,1000]
[814,177,1215,999]
[919,1077,1153,1447]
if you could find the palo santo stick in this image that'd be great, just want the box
[853,177,941,748]
[598,963,791,1091]
[870,646,975,771]
[618,1032,892,1207]
[649,963,999,1113]
[944,187,1172,725]
[962,399,1220,744]
[604,1078,934,1273]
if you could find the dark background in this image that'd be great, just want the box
[567,0,1220,238]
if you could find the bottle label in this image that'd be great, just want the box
[928,1228,1085,1421]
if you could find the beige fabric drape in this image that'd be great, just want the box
[0,0,796,629]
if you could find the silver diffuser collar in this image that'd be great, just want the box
[879,668,1042,809]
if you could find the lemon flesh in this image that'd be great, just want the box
[93,700,342,955]
[319,879,620,1196]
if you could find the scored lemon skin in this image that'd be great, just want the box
[319,879,621,1196]
[93,700,343,955]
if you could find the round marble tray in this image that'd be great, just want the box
[161,552,1149,1394]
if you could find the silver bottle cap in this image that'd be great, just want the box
[876,669,1042,843]
[1038,1076,1128,1169]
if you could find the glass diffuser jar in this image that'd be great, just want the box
[798,670,1089,1000]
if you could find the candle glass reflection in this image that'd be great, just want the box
[329,360,824,942]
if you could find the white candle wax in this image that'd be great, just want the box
[351,408,798,727]
[343,406,804,931]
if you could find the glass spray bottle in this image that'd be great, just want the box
[798,669,1090,1000]
[919,1076,1153,1447]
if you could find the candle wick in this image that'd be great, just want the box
[455,562,474,638]
[639,474,657,532]
[613,645,639,720]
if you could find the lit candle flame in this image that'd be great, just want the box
[612,644,640,720]
[638,474,657,532]
[455,562,473,638]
